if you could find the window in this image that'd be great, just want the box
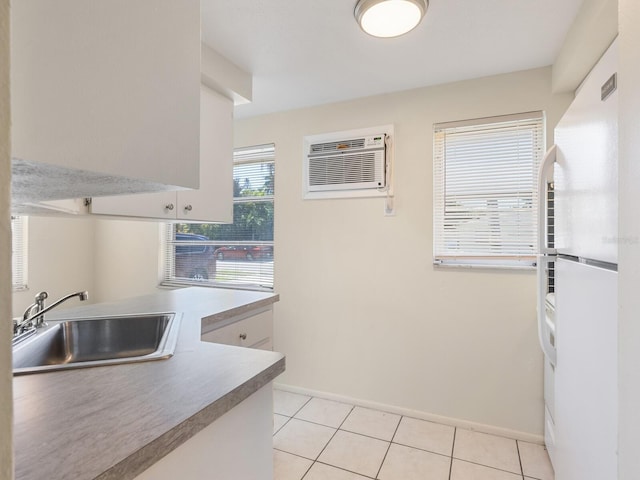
[433,112,545,268]
[163,144,275,290]
[11,216,28,290]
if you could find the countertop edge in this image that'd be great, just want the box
[200,294,280,332]
[96,356,286,480]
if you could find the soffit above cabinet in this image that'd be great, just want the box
[201,43,252,105]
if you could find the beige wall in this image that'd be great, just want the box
[236,67,572,437]
[12,216,96,317]
[92,219,162,303]
[10,215,161,315]
[0,0,13,477]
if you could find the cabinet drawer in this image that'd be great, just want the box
[237,311,272,349]
[201,308,273,350]
[201,325,239,345]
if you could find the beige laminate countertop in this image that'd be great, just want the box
[13,287,284,480]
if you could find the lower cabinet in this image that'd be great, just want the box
[201,307,273,350]
[133,383,274,480]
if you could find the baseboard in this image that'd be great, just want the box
[274,382,544,445]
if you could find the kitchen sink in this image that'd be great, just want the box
[12,313,180,375]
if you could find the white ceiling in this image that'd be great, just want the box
[201,0,584,119]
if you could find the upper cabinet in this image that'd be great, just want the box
[11,0,201,206]
[89,86,234,223]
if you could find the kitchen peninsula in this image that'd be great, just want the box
[12,287,284,480]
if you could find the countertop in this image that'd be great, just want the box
[13,287,284,480]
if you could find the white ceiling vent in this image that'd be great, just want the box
[303,126,392,200]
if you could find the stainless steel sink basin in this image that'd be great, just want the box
[13,313,180,375]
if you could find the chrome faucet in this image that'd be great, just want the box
[14,290,89,336]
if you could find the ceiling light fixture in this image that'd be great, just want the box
[354,0,428,38]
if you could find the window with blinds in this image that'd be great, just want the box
[162,144,275,290]
[433,112,545,268]
[11,216,28,290]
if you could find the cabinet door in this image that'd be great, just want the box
[90,86,234,222]
[90,190,177,219]
[177,86,233,222]
[12,0,200,190]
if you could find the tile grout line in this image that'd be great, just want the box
[314,460,377,480]
[389,439,455,460]
[273,414,293,436]
[373,413,403,479]
[298,458,315,480]
[451,458,524,477]
[448,427,457,480]
[273,447,316,462]
[291,395,314,417]
[515,440,525,479]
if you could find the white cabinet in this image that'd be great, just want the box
[202,307,273,350]
[11,0,201,192]
[134,383,274,480]
[90,86,234,223]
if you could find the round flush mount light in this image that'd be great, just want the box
[354,0,428,38]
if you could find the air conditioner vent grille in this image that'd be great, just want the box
[309,152,377,186]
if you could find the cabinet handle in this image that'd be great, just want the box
[165,203,174,211]
[239,333,247,340]
[184,204,193,212]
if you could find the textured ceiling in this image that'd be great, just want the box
[201,0,584,118]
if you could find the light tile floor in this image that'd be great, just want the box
[273,389,554,480]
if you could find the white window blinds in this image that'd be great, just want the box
[11,216,28,290]
[162,144,275,290]
[433,112,545,268]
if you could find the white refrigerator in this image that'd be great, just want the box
[537,38,618,480]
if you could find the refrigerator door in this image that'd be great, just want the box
[554,38,618,264]
[554,257,617,480]
[536,145,557,365]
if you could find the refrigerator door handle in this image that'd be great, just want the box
[537,145,557,255]
[537,254,557,366]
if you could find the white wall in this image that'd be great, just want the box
[552,0,618,93]
[235,67,572,437]
[617,1,640,478]
[12,216,96,317]
[0,0,13,476]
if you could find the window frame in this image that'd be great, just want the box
[161,144,275,291]
[433,111,545,269]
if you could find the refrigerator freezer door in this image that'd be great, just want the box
[554,258,617,480]
[554,38,618,264]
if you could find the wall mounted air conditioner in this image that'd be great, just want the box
[303,126,392,199]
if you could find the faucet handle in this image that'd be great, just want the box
[35,291,48,302]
